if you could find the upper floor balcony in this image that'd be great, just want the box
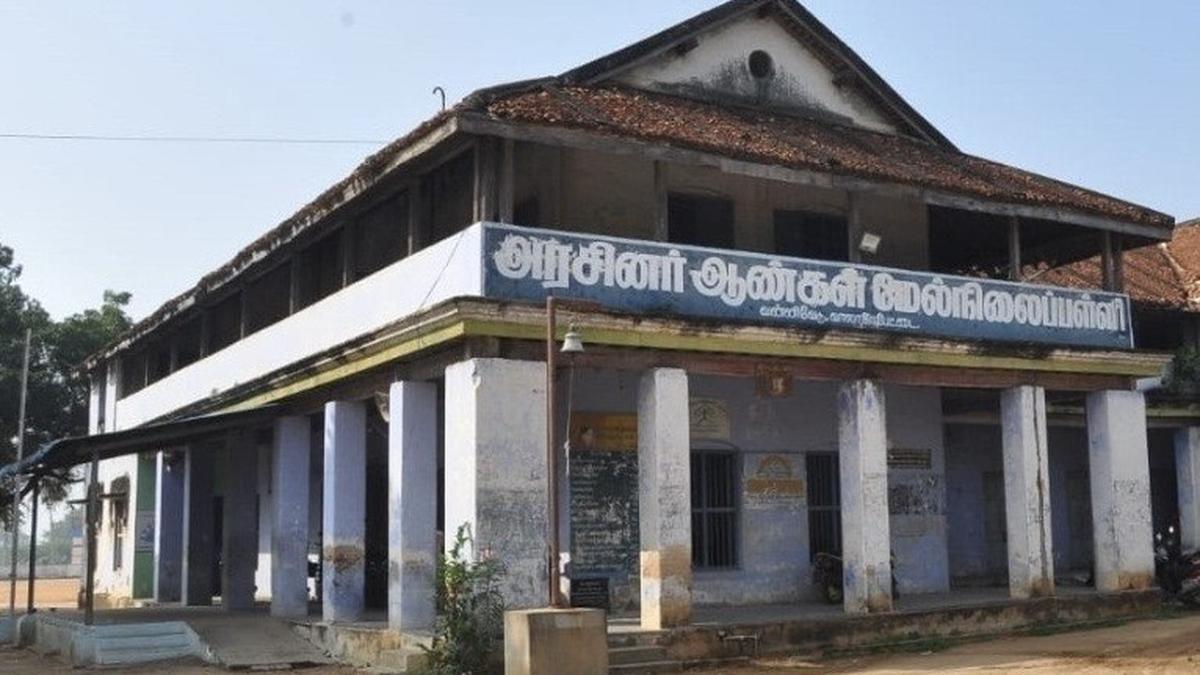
[104,221,1138,431]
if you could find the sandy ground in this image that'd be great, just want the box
[0,578,78,609]
[712,612,1200,674]
[0,612,1198,673]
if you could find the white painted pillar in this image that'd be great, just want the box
[323,400,367,622]
[1000,385,1055,598]
[154,450,184,603]
[255,444,273,601]
[444,358,548,609]
[838,379,892,614]
[637,368,692,630]
[1176,428,1200,551]
[181,446,215,606]
[1086,390,1155,591]
[271,415,311,619]
[222,433,258,610]
[388,381,438,632]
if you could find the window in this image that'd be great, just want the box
[119,352,146,398]
[109,477,129,571]
[668,194,734,249]
[145,340,172,385]
[243,262,293,335]
[774,210,849,261]
[424,151,475,245]
[296,229,345,308]
[353,192,409,280]
[691,451,738,569]
[174,317,203,368]
[806,452,840,559]
[207,291,243,353]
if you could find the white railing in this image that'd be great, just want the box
[112,225,485,430]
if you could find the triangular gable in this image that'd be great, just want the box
[560,0,953,148]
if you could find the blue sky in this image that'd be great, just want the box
[2,1,1197,320]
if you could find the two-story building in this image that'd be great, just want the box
[20,0,1186,636]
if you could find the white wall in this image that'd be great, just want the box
[616,14,897,133]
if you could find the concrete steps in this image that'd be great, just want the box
[607,629,753,673]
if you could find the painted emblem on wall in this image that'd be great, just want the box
[744,454,806,509]
[755,364,793,398]
[689,398,730,440]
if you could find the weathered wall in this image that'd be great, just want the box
[564,368,946,606]
[614,12,897,133]
[945,423,1097,585]
[514,144,931,271]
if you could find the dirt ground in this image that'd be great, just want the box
[0,578,78,609]
[712,612,1200,674]
[1,612,1199,673]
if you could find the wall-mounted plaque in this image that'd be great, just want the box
[689,398,729,441]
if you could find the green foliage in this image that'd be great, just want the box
[419,523,506,675]
[1167,345,1200,400]
[0,242,133,524]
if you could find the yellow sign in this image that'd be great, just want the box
[744,454,806,507]
[569,412,637,452]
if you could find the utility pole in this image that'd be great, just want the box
[8,328,31,640]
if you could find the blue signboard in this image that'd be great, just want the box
[481,223,1134,350]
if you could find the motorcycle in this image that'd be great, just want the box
[1155,525,1200,605]
[812,551,899,605]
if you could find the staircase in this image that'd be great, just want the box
[607,629,752,673]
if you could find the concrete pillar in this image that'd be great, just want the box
[1176,428,1200,550]
[222,434,258,610]
[388,381,439,632]
[637,368,692,630]
[153,450,184,603]
[1000,385,1055,598]
[271,415,311,619]
[181,446,215,606]
[323,400,367,623]
[444,358,548,609]
[838,379,892,614]
[1086,390,1155,591]
[255,444,273,601]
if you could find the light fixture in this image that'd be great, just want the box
[560,324,584,353]
[859,232,882,256]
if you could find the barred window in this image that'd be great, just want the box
[691,451,738,569]
[806,452,841,559]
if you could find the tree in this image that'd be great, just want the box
[1,242,133,525]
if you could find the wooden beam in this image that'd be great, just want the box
[1008,216,1022,281]
[498,138,515,223]
[504,342,1134,391]
[456,113,1169,241]
[653,160,668,241]
[1101,230,1115,291]
[847,192,864,263]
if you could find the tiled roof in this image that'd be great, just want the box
[1036,219,1200,310]
[484,85,1172,230]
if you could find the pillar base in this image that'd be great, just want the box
[504,608,608,675]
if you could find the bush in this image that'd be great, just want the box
[419,523,506,675]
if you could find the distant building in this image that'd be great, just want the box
[25,0,1186,626]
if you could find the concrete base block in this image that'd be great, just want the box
[504,608,608,675]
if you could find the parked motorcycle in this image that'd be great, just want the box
[1155,525,1200,605]
[812,551,899,605]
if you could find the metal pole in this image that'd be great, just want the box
[25,478,38,614]
[545,296,563,607]
[85,450,98,626]
[8,327,31,637]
